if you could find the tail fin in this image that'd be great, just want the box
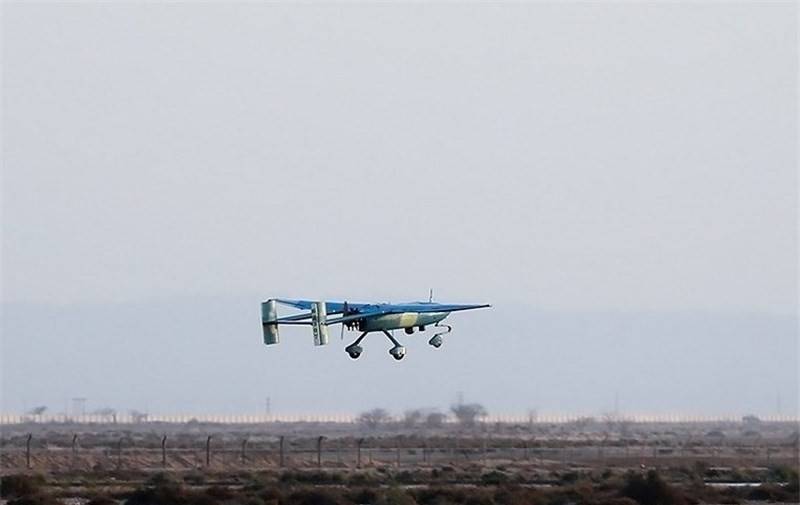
[311,301,329,346]
[261,300,280,345]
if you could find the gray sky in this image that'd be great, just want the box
[2,3,797,416]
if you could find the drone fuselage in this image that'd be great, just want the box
[359,311,448,332]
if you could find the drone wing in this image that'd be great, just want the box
[274,298,369,315]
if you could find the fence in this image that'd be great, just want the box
[3,434,798,472]
[2,413,798,425]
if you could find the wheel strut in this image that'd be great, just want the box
[345,331,369,359]
[429,322,452,348]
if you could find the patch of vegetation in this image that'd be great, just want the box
[0,474,47,499]
[620,470,685,505]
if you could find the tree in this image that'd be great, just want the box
[359,408,391,430]
[27,406,47,416]
[94,407,117,423]
[130,410,149,423]
[450,403,487,427]
[425,411,447,429]
[403,409,423,428]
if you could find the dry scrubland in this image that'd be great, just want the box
[1,419,798,505]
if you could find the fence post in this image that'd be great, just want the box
[71,434,78,468]
[26,433,32,469]
[395,445,400,468]
[206,435,212,467]
[356,438,364,468]
[241,438,248,465]
[317,436,325,468]
[279,436,285,468]
[117,438,124,469]
[161,435,167,468]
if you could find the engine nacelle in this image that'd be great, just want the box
[261,300,280,345]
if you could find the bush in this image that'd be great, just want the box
[347,488,379,505]
[1,474,46,499]
[481,471,509,486]
[493,486,544,505]
[286,489,349,505]
[621,471,685,505]
[747,483,794,502]
[87,496,118,505]
[377,488,418,505]
[7,496,62,505]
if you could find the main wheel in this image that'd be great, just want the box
[389,346,406,360]
[346,344,363,359]
[429,335,443,348]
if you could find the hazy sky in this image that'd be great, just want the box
[2,3,797,417]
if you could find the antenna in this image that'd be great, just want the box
[429,288,434,303]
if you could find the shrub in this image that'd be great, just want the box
[7,496,62,505]
[747,483,794,502]
[377,488,418,505]
[87,496,118,505]
[493,486,545,505]
[286,489,349,505]
[348,488,379,505]
[1,475,47,499]
[621,471,684,505]
[481,471,509,486]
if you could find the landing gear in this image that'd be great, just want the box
[344,330,411,361]
[404,327,414,335]
[345,332,368,359]
[382,330,406,361]
[428,323,452,349]
[389,345,406,360]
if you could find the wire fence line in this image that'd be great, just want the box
[2,413,798,425]
[4,436,798,472]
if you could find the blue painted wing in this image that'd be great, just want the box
[273,299,489,325]
[384,302,491,313]
[323,302,490,324]
[274,299,370,314]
